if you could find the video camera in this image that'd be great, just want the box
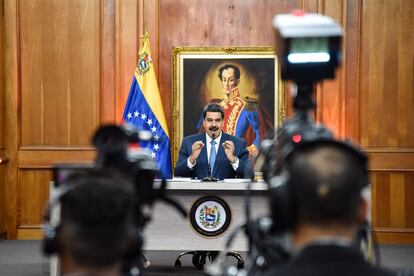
[206,12,347,276]
[53,124,186,229]
[239,12,375,276]
[260,11,343,180]
[47,124,186,274]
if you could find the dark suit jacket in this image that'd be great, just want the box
[263,244,395,276]
[174,132,250,179]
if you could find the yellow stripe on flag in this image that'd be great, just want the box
[134,34,169,137]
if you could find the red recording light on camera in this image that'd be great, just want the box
[292,134,302,143]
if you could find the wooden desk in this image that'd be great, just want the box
[143,179,268,252]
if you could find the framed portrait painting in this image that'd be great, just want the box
[172,46,284,167]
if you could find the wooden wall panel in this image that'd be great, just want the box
[19,0,101,146]
[358,0,414,243]
[316,0,343,136]
[101,0,117,124]
[157,0,300,132]
[342,0,361,141]
[0,164,5,238]
[4,0,20,239]
[4,0,103,239]
[0,0,4,148]
[2,0,414,243]
[18,170,51,227]
[360,0,414,148]
[371,172,414,243]
[0,0,5,238]
[115,0,140,121]
[17,170,52,239]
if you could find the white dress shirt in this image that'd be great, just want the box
[187,133,239,171]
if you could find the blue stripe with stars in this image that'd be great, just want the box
[122,77,172,179]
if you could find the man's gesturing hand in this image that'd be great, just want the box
[189,141,205,164]
[222,140,236,163]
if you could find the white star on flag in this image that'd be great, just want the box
[151,126,157,133]
[153,144,159,151]
[141,114,147,120]
[127,113,132,119]
[134,111,139,117]
[151,152,156,158]
[147,119,153,125]
[154,134,160,141]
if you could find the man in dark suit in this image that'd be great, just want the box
[174,103,249,179]
[264,142,395,276]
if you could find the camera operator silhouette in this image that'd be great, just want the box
[263,139,395,276]
[42,170,139,276]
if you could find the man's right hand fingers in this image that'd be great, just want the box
[192,141,204,149]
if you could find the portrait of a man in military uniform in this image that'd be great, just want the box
[200,64,273,156]
[180,56,277,158]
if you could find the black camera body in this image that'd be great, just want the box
[43,124,186,265]
[273,12,342,82]
[42,125,157,256]
[237,12,366,273]
[92,125,159,211]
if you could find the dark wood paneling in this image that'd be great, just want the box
[16,169,52,240]
[360,0,414,148]
[2,0,414,243]
[371,172,414,232]
[4,0,20,239]
[18,147,96,168]
[316,0,343,136]
[101,0,117,124]
[405,174,414,228]
[18,170,51,227]
[19,0,101,146]
[115,0,140,121]
[0,0,6,237]
[359,0,414,243]
[367,149,414,172]
[0,162,6,238]
[0,0,4,149]
[371,173,391,228]
[4,0,106,238]
[157,0,300,131]
[343,0,361,141]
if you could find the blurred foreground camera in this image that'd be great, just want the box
[46,124,186,275]
[206,12,350,276]
[273,11,342,82]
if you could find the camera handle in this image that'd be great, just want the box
[293,81,316,117]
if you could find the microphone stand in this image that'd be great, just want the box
[203,164,219,182]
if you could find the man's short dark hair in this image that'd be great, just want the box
[59,170,135,268]
[218,64,241,80]
[287,143,367,226]
[202,103,225,120]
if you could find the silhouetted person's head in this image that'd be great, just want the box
[286,142,368,243]
[57,170,136,275]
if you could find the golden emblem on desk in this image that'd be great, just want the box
[190,196,232,238]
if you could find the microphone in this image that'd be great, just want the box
[203,159,218,182]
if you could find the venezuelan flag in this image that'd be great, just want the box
[122,33,172,178]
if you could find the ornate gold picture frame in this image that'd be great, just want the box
[172,46,284,168]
